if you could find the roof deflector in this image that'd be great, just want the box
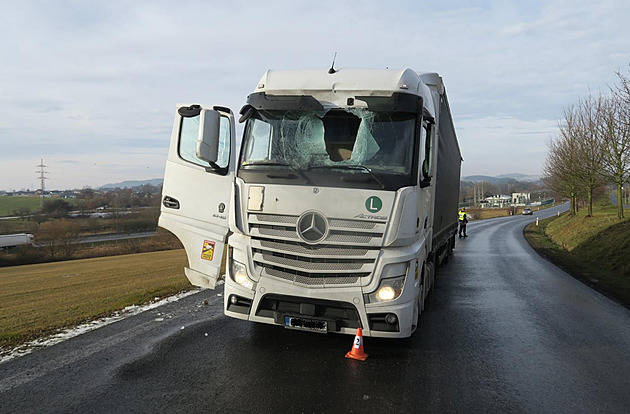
[246,92,324,112]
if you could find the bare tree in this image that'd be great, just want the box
[615,65,630,106]
[37,219,81,260]
[598,90,630,219]
[543,65,630,217]
[570,96,606,216]
[543,129,581,215]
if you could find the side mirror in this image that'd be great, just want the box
[196,109,221,164]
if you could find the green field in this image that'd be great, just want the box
[0,249,192,350]
[524,200,630,308]
[0,196,42,216]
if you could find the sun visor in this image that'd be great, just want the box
[246,92,324,111]
[355,93,423,114]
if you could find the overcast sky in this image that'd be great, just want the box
[1,0,629,190]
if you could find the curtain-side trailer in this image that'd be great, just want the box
[159,68,462,338]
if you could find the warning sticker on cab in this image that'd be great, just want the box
[201,240,215,261]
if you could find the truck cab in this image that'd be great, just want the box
[159,68,461,338]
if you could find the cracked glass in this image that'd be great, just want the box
[241,108,415,175]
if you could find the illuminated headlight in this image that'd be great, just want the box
[230,259,253,290]
[368,276,405,303]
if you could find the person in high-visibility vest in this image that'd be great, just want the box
[458,208,468,238]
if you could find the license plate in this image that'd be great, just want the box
[284,316,328,333]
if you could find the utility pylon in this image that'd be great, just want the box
[473,182,485,207]
[36,158,48,208]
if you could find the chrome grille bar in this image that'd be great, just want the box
[253,252,373,273]
[263,268,363,287]
[257,239,374,258]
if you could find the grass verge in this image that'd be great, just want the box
[524,208,630,309]
[0,249,192,351]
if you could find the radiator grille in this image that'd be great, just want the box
[248,212,385,287]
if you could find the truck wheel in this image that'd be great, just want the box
[425,261,435,293]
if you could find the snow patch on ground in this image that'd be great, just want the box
[0,289,202,364]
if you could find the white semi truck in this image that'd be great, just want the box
[0,233,34,249]
[159,68,462,338]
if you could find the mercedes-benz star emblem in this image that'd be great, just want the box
[297,211,328,244]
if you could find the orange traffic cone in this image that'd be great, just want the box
[345,328,368,361]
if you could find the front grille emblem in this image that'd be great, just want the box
[297,211,328,244]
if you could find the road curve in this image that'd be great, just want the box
[1,203,630,413]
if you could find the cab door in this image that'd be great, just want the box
[159,104,235,289]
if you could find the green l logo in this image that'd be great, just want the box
[365,196,382,213]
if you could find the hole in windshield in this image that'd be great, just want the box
[322,112,360,161]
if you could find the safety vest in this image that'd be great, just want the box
[458,210,466,221]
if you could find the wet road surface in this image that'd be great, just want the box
[2,203,630,413]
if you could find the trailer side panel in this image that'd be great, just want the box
[432,93,462,248]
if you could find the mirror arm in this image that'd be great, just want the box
[239,105,255,123]
[204,162,228,175]
[420,177,432,188]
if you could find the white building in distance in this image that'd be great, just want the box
[482,193,531,208]
[512,192,531,206]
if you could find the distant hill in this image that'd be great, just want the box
[99,178,163,189]
[462,174,541,184]
[496,173,541,182]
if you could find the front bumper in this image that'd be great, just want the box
[224,274,416,338]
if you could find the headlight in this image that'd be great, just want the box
[230,259,254,290]
[368,275,405,303]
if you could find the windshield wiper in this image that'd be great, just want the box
[243,162,313,184]
[243,162,296,168]
[307,165,385,189]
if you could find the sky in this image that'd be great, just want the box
[1,0,629,191]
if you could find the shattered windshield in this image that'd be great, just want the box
[240,108,416,176]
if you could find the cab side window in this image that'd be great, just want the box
[216,116,230,168]
[422,123,434,179]
[179,114,230,170]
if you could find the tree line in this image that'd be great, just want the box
[544,66,630,218]
[10,184,162,221]
[1,184,178,266]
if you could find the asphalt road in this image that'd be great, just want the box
[2,203,630,413]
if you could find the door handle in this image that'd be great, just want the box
[162,196,180,209]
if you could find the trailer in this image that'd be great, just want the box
[0,233,34,249]
[159,68,462,338]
